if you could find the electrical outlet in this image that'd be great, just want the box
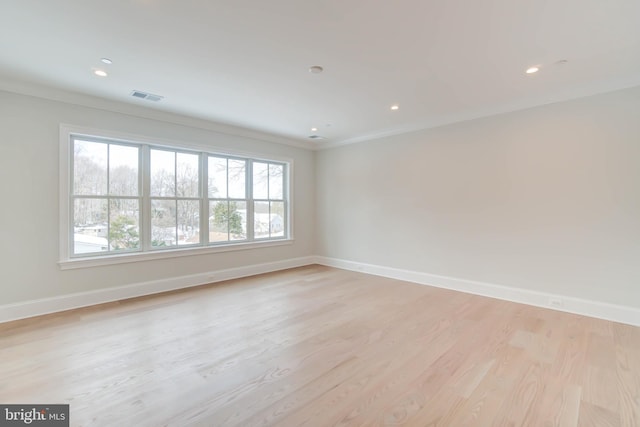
[549,297,564,309]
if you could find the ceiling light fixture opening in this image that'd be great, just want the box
[311,127,318,132]
[526,66,540,74]
[94,69,108,77]
[390,104,399,110]
[309,65,324,74]
[100,58,113,65]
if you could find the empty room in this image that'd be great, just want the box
[1,0,639,426]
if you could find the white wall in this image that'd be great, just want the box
[0,90,315,306]
[317,87,640,309]
[2,85,639,318]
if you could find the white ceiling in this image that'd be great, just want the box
[1,0,640,148]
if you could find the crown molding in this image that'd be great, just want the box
[0,74,315,151]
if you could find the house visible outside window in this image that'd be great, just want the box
[63,128,291,265]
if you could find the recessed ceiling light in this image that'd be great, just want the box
[100,58,113,65]
[309,65,324,74]
[311,127,318,132]
[526,66,540,74]
[390,104,399,110]
[94,69,108,77]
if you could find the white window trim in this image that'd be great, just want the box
[59,124,294,269]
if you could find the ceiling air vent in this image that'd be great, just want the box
[308,135,325,140]
[131,90,164,102]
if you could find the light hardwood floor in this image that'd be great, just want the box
[1,265,639,426]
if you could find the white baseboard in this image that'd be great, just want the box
[3,255,639,327]
[315,256,640,327]
[0,256,316,324]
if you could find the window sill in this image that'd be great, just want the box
[58,239,294,270]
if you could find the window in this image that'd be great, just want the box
[252,162,285,239]
[150,149,201,247]
[72,139,141,255]
[63,129,291,265]
[208,156,248,242]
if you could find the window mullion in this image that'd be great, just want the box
[68,139,75,258]
[174,199,179,246]
[267,163,272,238]
[106,145,111,252]
[284,164,289,239]
[200,153,208,245]
[173,153,178,240]
[141,145,151,251]
[247,160,254,241]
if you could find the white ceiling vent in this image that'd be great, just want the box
[308,135,326,140]
[131,90,164,102]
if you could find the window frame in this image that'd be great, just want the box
[59,124,294,270]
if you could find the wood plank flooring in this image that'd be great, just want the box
[1,265,639,426]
